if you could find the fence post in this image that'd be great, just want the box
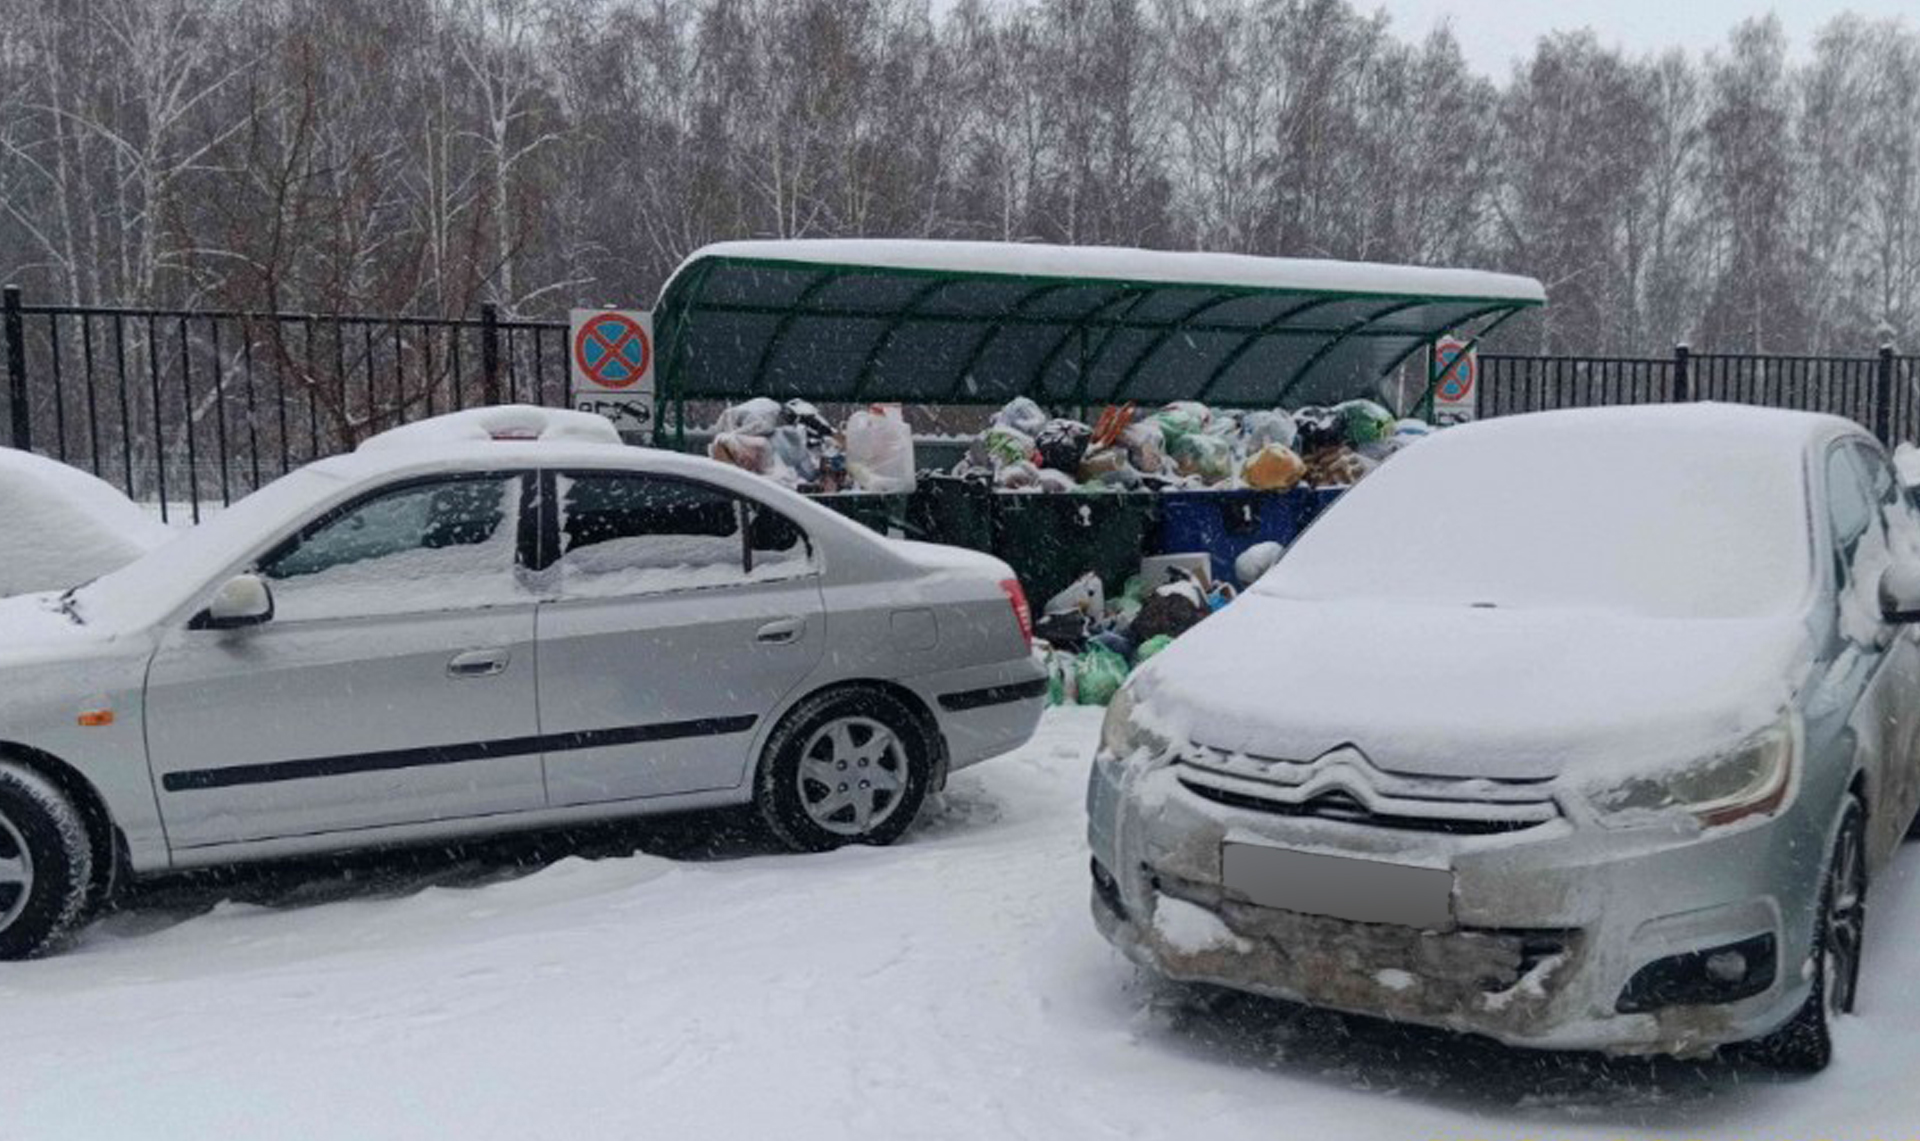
[1672,342,1691,403]
[1876,343,1897,444]
[4,285,28,451]
[480,302,501,405]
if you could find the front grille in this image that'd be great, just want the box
[1179,779,1548,835]
[1173,749,1562,836]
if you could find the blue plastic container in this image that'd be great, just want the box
[1152,488,1319,587]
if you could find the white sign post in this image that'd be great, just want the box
[1429,335,1478,425]
[569,308,656,438]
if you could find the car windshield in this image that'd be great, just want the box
[1257,411,1814,620]
[73,465,351,628]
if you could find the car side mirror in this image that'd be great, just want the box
[1879,563,1920,624]
[193,573,275,630]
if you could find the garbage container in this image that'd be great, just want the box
[811,491,912,538]
[992,490,1153,605]
[1152,488,1317,587]
[907,475,994,552]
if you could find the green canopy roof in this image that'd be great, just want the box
[653,240,1545,415]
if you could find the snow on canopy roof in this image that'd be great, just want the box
[653,239,1546,412]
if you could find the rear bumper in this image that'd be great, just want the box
[1087,753,1822,1057]
[907,655,1048,773]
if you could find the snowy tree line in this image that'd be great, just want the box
[3,0,1918,354]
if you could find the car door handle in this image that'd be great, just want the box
[448,648,510,678]
[755,617,807,646]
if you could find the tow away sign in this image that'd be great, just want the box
[570,308,655,436]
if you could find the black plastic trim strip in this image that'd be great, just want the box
[161,715,760,792]
[937,678,1047,713]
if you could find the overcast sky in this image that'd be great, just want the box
[1364,1,1913,75]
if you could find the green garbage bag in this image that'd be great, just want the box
[1135,634,1175,664]
[1335,399,1396,446]
[1074,645,1130,706]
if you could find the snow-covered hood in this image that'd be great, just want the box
[0,591,127,669]
[1135,594,1813,781]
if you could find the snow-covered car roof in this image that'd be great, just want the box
[652,239,1546,412]
[0,448,173,598]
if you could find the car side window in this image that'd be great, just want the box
[1827,444,1895,643]
[550,473,814,598]
[1826,447,1874,568]
[259,475,526,621]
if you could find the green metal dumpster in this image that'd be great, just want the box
[991,491,1154,605]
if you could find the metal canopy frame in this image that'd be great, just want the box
[651,244,1544,444]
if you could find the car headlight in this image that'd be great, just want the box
[1100,687,1171,764]
[1591,716,1797,829]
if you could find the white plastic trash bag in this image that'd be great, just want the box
[844,405,917,494]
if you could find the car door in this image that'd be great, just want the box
[145,471,548,850]
[532,469,825,807]
[1842,442,1920,860]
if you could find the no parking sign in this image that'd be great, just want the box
[1429,336,1477,425]
[569,308,655,437]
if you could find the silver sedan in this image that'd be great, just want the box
[0,409,1044,958]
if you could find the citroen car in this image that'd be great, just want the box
[1089,404,1920,1072]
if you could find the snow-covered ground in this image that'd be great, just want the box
[5,708,1916,1139]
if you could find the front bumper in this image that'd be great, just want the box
[1087,752,1822,1056]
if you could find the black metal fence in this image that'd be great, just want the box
[1,286,569,522]
[1481,345,1920,443]
[7,287,1920,522]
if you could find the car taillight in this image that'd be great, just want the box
[999,578,1033,649]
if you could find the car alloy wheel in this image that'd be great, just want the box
[0,810,34,934]
[1822,808,1867,1018]
[795,716,909,837]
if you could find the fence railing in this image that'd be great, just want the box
[7,287,1920,521]
[1481,345,1920,443]
[1,286,569,522]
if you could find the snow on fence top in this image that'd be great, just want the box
[650,239,1546,419]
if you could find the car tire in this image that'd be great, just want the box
[0,761,95,960]
[754,687,935,853]
[1746,796,1867,1074]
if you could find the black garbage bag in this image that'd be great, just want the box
[1129,578,1210,643]
[1034,609,1093,653]
[1034,418,1092,474]
[1292,405,1344,452]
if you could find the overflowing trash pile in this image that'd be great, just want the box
[701,393,1440,708]
[1034,539,1287,707]
[955,396,1429,493]
[706,397,918,494]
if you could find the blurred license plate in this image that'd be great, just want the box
[1221,842,1453,929]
